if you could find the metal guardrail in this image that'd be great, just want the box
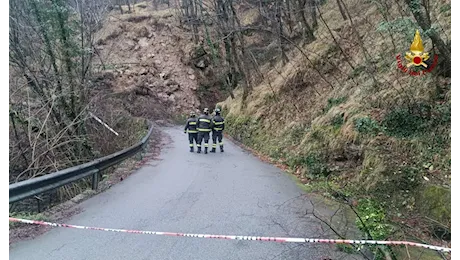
[9,120,155,204]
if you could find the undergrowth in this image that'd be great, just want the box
[223,100,450,258]
[223,85,450,260]
[218,0,451,257]
[324,97,347,113]
[356,198,394,260]
[9,212,47,228]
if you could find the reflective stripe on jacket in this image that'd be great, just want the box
[212,115,225,132]
[185,117,198,133]
[197,114,212,132]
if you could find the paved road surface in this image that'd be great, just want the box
[10,127,363,260]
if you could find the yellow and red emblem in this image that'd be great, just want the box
[396,30,438,76]
[404,30,430,68]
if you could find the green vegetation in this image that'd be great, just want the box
[356,199,394,260]
[304,153,331,177]
[337,244,357,254]
[354,117,382,135]
[356,199,393,240]
[219,0,451,255]
[9,212,47,228]
[331,113,344,129]
[324,97,347,113]
[348,65,366,79]
[419,185,451,225]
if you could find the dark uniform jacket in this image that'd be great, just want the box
[184,117,198,133]
[212,115,225,132]
[197,114,212,132]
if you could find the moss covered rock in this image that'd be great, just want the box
[418,185,451,225]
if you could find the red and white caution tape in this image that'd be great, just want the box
[9,217,451,253]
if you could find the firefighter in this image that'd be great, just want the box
[197,108,213,154]
[211,108,225,153]
[184,111,198,152]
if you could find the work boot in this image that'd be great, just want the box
[190,147,194,152]
[197,147,201,153]
[204,147,208,154]
[220,147,224,153]
[210,148,216,153]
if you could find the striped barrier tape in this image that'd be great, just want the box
[9,217,451,253]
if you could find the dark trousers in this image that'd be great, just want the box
[212,131,223,150]
[197,131,210,150]
[188,133,198,147]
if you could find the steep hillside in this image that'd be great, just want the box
[219,0,451,253]
[92,4,202,121]
[8,0,451,257]
[8,1,206,214]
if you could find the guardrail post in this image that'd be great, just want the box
[35,196,42,213]
[138,142,146,162]
[139,120,149,161]
[138,147,144,161]
[92,170,100,190]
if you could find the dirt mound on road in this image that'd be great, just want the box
[93,4,200,120]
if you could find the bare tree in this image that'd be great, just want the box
[404,0,451,76]
[336,0,348,20]
[9,0,112,182]
[177,0,323,102]
[275,0,289,65]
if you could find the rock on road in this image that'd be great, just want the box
[9,127,363,260]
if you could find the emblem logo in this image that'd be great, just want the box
[396,30,438,76]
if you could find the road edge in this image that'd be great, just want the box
[9,127,172,246]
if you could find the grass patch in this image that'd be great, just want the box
[356,198,394,259]
[9,212,48,228]
[356,199,393,240]
[225,114,260,146]
[382,102,450,138]
[215,4,450,257]
[263,93,277,105]
[286,124,309,146]
[287,152,331,177]
[324,96,347,113]
[305,153,330,176]
[440,3,451,13]
[354,116,382,135]
[337,244,358,254]
[348,65,366,79]
[418,185,451,225]
[382,107,428,138]
[331,113,344,129]
[393,247,446,260]
[301,177,330,192]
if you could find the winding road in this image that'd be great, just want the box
[9,127,363,260]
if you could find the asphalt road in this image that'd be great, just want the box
[9,127,363,260]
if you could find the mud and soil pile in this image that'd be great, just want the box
[92,5,202,121]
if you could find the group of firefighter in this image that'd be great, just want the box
[184,107,225,154]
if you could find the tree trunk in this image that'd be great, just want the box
[118,0,124,13]
[284,0,294,34]
[404,0,450,76]
[276,0,288,65]
[190,0,199,43]
[53,0,78,120]
[297,0,315,41]
[309,0,318,29]
[31,0,72,124]
[229,1,251,91]
[336,0,347,20]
